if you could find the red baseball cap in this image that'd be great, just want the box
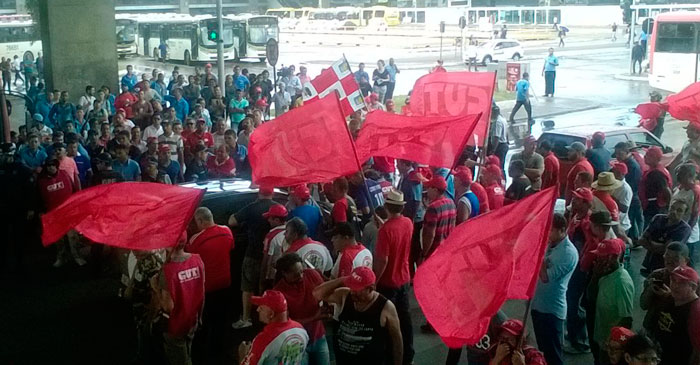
[196,118,206,124]
[500,319,524,336]
[205,63,212,68]
[485,155,501,166]
[482,164,502,178]
[590,238,625,257]
[344,266,376,292]
[158,144,171,153]
[263,204,288,219]
[251,290,287,313]
[424,176,448,191]
[609,326,635,344]
[369,92,379,102]
[592,131,606,142]
[259,185,275,195]
[291,184,311,200]
[671,265,700,285]
[646,146,663,160]
[255,98,268,108]
[117,108,126,115]
[611,162,628,175]
[452,166,473,184]
[147,136,158,145]
[572,187,594,203]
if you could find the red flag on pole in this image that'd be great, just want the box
[414,187,557,348]
[409,71,496,147]
[634,102,668,120]
[41,182,204,250]
[302,57,365,117]
[249,93,361,186]
[354,110,482,168]
[667,81,700,125]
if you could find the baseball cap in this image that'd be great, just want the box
[95,152,113,164]
[158,144,171,153]
[611,162,628,175]
[484,155,501,166]
[33,113,44,122]
[592,131,605,142]
[482,163,502,178]
[259,185,275,196]
[344,266,376,292]
[590,238,625,257]
[205,63,212,68]
[424,176,448,191]
[262,204,288,219]
[196,118,206,124]
[452,166,473,184]
[523,135,537,146]
[500,319,524,336]
[255,98,268,108]
[572,187,594,203]
[147,136,158,145]
[251,290,287,313]
[671,265,700,285]
[568,141,586,153]
[609,326,635,345]
[646,146,663,160]
[117,108,126,115]
[590,211,617,226]
[291,184,311,200]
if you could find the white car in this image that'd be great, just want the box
[473,39,524,65]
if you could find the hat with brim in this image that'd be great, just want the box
[385,189,405,206]
[592,172,623,191]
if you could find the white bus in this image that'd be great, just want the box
[649,11,700,92]
[116,14,138,57]
[0,15,42,63]
[227,15,279,62]
[132,13,238,64]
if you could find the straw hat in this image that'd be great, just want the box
[592,172,623,191]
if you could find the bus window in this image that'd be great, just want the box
[536,10,546,24]
[363,10,373,20]
[375,10,385,18]
[522,10,534,24]
[417,11,425,23]
[656,23,697,53]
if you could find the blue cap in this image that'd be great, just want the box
[33,113,43,122]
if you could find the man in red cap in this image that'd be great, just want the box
[229,185,278,329]
[489,319,547,365]
[313,266,403,365]
[640,145,672,225]
[186,118,214,153]
[288,184,322,240]
[187,207,234,362]
[606,326,635,365]
[537,140,560,190]
[285,217,333,274]
[589,238,634,364]
[480,163,505,210]
[331,222,373,278]
[510,135,544,191]
[157,143,182,184]
[260,204,289,290]
[453,166,480,223]
[421,176,456,263]
[586,131,611,178]
[156,232,205,365]
[239,290,309,365]
[652,265,700,365]
[566,141,594,205]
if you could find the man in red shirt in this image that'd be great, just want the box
[330,177,352,226]
[157,232,205,365]
[331,222,373,278]
[239,290,309,365]
[273,253,330,364]
[640,146,672,223]
[421,176,457,264]
[566,142,594,205]
[206,144,236,178]
[187,207,234,363]
[480,163,505,210]
[115,84,137,119]
[186,119,214,152]
[591,172,622,222]
[54,142,81,190]
[373,189,415,365]
[538,140,560,190]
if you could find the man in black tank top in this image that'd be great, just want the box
[313,266,403,365]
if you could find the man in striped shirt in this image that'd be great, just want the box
[420,176,456,263]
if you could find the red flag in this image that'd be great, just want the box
[302,57,365,117]
[667,81,700,125]
[354,110,481,168]
[634,102,668,120]
[409,72,496,147]
[414,187,557,348]
[249,94,361,186]
[41,182,204,250]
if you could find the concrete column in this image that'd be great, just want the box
[16,0,27,14]
[179,0,189,14]
[38,0,118,104]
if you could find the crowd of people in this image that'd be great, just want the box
[1,54,700,365]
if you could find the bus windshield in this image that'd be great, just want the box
[247,17,279,45]
[116,20,137,44]
[199,20,234,48]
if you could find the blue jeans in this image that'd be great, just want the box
[304,335,330,365]
[531,310,565,365]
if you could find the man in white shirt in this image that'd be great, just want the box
[261,204,289,289]
[78,85,96,113]
[142,114,164,141]
[157,120,184,165]
[489,105,509,173]
[611,162,633,232]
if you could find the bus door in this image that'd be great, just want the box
[235,22,246,58]
[191,24,199,59]
[142,25,150,56]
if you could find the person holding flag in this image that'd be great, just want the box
[488,319,547,365]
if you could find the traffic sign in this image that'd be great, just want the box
[459,16,467,29]
[266,38,279,67]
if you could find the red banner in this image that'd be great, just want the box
[414,187,557,347]
[354,110,481,168]
[41,182,204,250]
[667,81,700,125]
[409,71,496,147]
[634,102,668,120]
[249,94,361,186]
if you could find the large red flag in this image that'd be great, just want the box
[249,94,361,186]
[302,57,365,117]
[354,110,481,168]
[409,71,496,147]
[414,187,557,348]
[634,102,668,120]
[667,81,700,125]
[41,182,204,250]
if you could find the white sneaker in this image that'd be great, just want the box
[231,319,252,329]
[74,257,87,266]
[53,258,66,268]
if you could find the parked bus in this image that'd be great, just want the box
[228,15,279,62]
[265,7,296,18]
[132,13,238,65]
[116,14,138,57]
[0,15,41,63]
[648,11,700,92]
[361,6,400,27]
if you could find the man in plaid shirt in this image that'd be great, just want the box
[420,175,456,263]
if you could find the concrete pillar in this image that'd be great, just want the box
[16,0,27,14]
[179,0,189,14]
[38,0,118,104]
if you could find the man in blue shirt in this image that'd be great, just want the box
[586,131,611,177]
[48,91,76,129]
[354,62,371,97]
[121,65,138,91]
[531,213,578,365]
[384,58,399,101]
[164,88,189,122]
[542,48,559,97]
[157,144,181,183]
[19,134,47,172]
[233,65,250,92]
[111,144,141,181]
[508,72,533,127]
[288,185,323,240]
